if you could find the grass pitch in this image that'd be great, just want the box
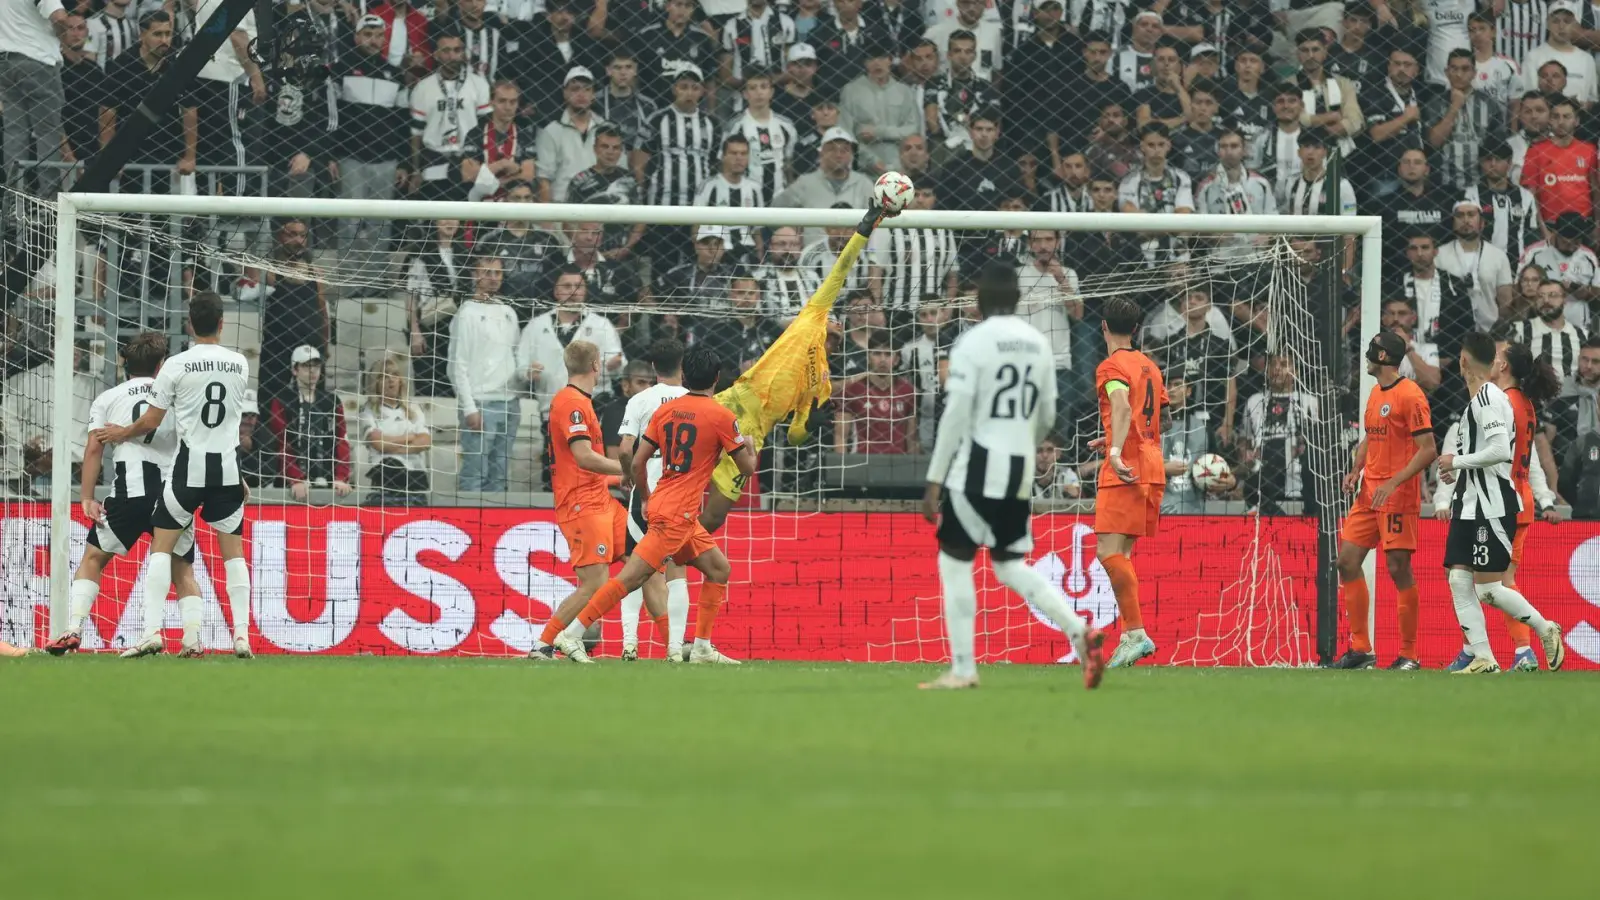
[2,658,1596,899]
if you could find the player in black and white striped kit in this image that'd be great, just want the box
[918,263,1105,691]
[614,339,690,662]
[1435,333,1566,673]
[93,294,256,659]
[45,332,201,658]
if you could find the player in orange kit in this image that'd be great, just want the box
[543,347,758,664]
[1331,331,1436,670]
[1093,296,1170,669]
[1440,340,1564,671]
[530,341,638,663]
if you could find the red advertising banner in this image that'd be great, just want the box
[3,505,1596,668]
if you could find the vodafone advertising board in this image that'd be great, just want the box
[2,506,1597,668]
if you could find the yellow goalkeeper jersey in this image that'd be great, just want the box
[710,230,870,500]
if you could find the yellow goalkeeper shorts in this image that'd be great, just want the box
[710,390,768,501]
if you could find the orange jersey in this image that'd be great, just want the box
[1361,377,1431,512]
[1096,349,1168,487]
[1508,386,1537,525]
[548,385,614,523]
[642,393,746,520]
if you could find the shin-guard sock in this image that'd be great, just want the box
[1476,581,1548,633]
[653,613,669,640]
[620,588,645,646]
[667,578,690,647]
[1341,578,1372,653]
[1396,586,1419,659]
[1448,568,1491,657]
[694,582,727,648]
[224,558,251,642]
[994,558,1086,639]
[179,595,202,645]
[67,579,99,635]
[1100,554,1142,634]
[937,552,978,678]
[142,553,174,642]
[576,579,629,628]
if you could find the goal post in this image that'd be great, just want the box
[38,191,1382,661]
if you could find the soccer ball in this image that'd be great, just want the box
[874,171,915,213]
[1190,453,1232,492]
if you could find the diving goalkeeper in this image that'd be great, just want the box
[698,202,898,534]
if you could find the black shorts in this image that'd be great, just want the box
[936,489,1033,560]
[86,493,196,562]
[193,77,247,170]
[624,487,648,554]
[1443,513,1518,573]
[153,480,247,536]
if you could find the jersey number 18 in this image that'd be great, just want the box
[662,421,698,473]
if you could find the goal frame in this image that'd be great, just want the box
[47,192,1385,647]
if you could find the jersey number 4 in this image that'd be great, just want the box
[991,364,1040,420]
[662,421,698,473]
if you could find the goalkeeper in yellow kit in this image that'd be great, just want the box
[699,202,898,534]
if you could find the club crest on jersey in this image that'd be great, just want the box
[1477,526,1489,543]
[1380,403,1392,417]
[596,543,607,556]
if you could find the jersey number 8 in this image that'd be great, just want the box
[200,382,227,428]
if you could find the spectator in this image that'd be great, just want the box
[834,292,885,379]
[1376,148,1451,266]
[1222,48,1273,149]
[1062,32,1133,155]
[1508,90,1550,182]
[242,219,330,407]
[1062,175,1146,279]
[1554,336,1600,449]
[475,182,562,322]
[938,109,1016,211]
[535,65,606,204]
[1419,0,1473,87]
[565,125,644,262]
[191,0,266,194]
[1152,288,1239,455]
[59,14,101,162]
[1379,297,1443,391]
[1292,28,1363,156]
[1237,353,1318,515]
[874,0,921,56]
[600,359,656,455]
[835,330,918,454]
[1196,127,1278,258]
[901,297,945,449]
[1361,47,1426,201]
[1518,211,1600,330]
[1015,228,1081,420]
[1171,79,1224,179]
[960,189,1031,276]
[0,341,96,495]
[1426,49,1506,191]
[1135,42,1188,131]
[1112,11,1162,93]
[1120,123,1195,264]
[236,389,281,489]
[518,266,626,429]
[754,225,813,321]
[410,33,492,201]
[450,254,522,493]
[334,15,410,250]
[1437,201,1515,332]
[508,0,601,116]
[1325,7,1382,85]
[799,202,871,295]
[726,68,800,202]
[1005,1,1074,168]
[84,0,135,72]
[1465,137,1543,265]
[925,0,1002,80]
[1522,5,1595,104]
[773,42,823,125]
[690,276,783,388]
[658,225,743,312]
[408,218,467,394]
[628,0,720,105]
[870,182,959,314]
[1250,83,1306,199]
[269,346,354,501]
[840,43,919,172]
[1282,130,1357,220]
[368,0,431,79]
[100,11,197,193]
[923,29,999,154]
[1497,0,1548,63]
[1085,100,1141,183]
[1040,151,1092,213]
[720,0,795,93]
[772,127,876,240]
[1522,95,1596,226]
[1468,13,1520,115]
[812,0,887,95]
[790,95,846,176]
[443,0,522,86]
[461,79,536,200]
[896,134,932,187]
[792,0,825,43]
[1071,0,1134,51]
[1506,262,1548,325]
[557,219,643,310]
[360,352,432,506]
[1395,229,1478,363]
[635,63,721,227]
[1509,278,1589,379]
[1033,432,1082,500]
[694,135,765,265]
[595,49,658,151]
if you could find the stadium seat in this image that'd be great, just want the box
[335,297,411,356]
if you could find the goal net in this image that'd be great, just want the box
[3,188,1371,664]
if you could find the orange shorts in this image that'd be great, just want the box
[561,505,625,569]
[1512,526,1528,568]
[1340,501,1418,552]
[632,512,719,570]
[1094,483,1163,538]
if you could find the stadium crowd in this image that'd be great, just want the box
[6,0,1600,517]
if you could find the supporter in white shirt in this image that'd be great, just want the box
[359,352,433,504]
[1422,0,1474,85]
[449,255,522,493]
[1520,4,1597,104]
[0,0,68,188]
[1435,201,1514,332]
[1013,230,1078,374]
[516,266,626,409]
[924,0,1004,80]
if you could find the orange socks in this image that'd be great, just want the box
[577,579,629,629]
[1342,579,1372,653]
[1101,554,1142,631]
[695,583,727,644]
[537,616,565,646]
[1396,586,1419,660]
[654,613,670,636]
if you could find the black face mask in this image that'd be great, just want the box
[1539,304,1564,322]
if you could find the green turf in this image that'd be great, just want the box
[2,657,1596,899]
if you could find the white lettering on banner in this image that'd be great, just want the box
[0,518,61,646]
[110,553,230,651]
[1566,536,1600,664]
[1024,523,1117,662]
[380,520,477,653]
[254,520,362,653]
[487,520,572,652]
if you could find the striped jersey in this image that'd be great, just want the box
[723,110,798,203]
[868,226,959,311]
[693,173,764,253]
[86,9,138,71]
[1424,89,1502,190]
[799,238,868,297]
[1450,380,1521,519]
[641,105,722,206]
[151,342,250,489]
[87,377,178,499]
[1497,0,1548,62]
[1465,182,1541,263]
[721,7,795,83]
[1507,316,1586,378]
